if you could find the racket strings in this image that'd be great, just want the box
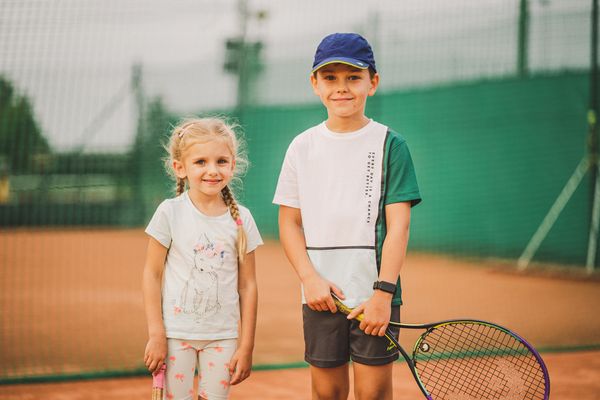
[437,325,543,399]
[413,322,547,400]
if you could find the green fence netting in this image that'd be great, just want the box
[0,0,594,382]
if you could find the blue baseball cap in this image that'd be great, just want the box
[312,33,377,73]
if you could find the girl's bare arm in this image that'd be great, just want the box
[142,237,168,373]
[229,250,258,385]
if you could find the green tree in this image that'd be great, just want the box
[0,75,50,173]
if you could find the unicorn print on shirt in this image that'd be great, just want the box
[179,233,225,321]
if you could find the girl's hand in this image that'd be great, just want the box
[228,347,253,385]
[144,335,167,374]
[347,290,392,336]
[302,273,345,313]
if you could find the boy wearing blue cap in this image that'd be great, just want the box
[273,33,421,399]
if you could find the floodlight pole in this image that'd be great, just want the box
[518,0,599,273]
[236,0,249,115]
[230,0,265,118]
[131,63,147,225]
[517,0,529,77]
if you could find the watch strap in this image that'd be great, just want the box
[373,280,396,295]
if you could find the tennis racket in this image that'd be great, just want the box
[331,293,550,400]
[151,364,166,400]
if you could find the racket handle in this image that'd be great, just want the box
[151,364,166,400]
[330,292,365,321]
[151,387,163,400]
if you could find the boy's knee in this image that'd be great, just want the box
[354,385,392,400]
[311,365,350,400]
[312,384,349,400]
[352,362,393,400]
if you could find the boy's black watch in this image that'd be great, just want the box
[373,280,396,295]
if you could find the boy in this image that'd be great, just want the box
[273,32,421,400]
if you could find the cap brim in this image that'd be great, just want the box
[311,57,370,73]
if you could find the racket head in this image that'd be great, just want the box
[412,320,550,400]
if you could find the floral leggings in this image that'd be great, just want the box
[164,338,237,400]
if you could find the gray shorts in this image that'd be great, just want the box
[302,304,400,368]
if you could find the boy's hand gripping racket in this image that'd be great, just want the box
[331,293,550,400]
[151,364,166,400]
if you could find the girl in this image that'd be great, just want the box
[143,117,262,400]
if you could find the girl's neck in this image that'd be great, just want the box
[187,190,228,216]
[325,115,370,133]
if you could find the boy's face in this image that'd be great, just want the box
[310,63,379,122]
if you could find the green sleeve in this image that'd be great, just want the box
[384,138,422,207]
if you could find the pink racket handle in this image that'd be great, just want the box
[152,364,166,389]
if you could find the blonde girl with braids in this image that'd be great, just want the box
[142,117,263,400]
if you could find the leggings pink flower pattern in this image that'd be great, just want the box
[164,338,237,400]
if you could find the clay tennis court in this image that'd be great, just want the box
[1,229,600,399]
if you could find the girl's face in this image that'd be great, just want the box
[174,138,236,199]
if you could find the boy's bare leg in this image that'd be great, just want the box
[310,364,350,400]
[352,362,393,400]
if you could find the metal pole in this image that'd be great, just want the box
[131,63,146,225]
[368,10,381,121]
[517,0,529,77]
[237,0,248,115]
[518,157,589,270]
[587,161,600,271]
[586,0,599,272]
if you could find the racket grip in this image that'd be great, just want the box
[151,387,163,400]
[330,292,364,321]
[151,364,166,400]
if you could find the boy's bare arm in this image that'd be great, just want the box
[347,201,411,336]
[379,201,411,285]
[278,205,344,312]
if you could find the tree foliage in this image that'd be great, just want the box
[0,75,50,173]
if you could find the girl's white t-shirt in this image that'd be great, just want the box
[145,191,263,340]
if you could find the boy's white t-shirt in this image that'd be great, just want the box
[273,119,421,307]
[145,191,263,340]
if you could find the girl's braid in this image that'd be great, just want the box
[175,178,186,196]
[169,123,193,197]
[221,185,247,261]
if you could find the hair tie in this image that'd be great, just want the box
[235,218,243,226]
[178,124,193,138]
